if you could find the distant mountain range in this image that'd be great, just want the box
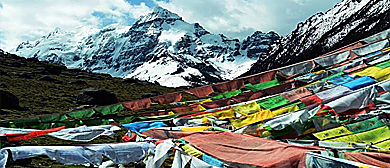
[13,0,390,87]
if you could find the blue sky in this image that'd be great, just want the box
[0,0,341,51]
[91,0,168,27]
[91,0,156,27]
[126,0,157,7]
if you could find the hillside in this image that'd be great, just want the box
[245,0,390,75]
[0,49,182,120]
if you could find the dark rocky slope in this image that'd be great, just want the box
[245,0,390,75]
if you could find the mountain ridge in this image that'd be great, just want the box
[245,0,390,75]
[13,6,280,87]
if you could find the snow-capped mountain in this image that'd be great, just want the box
[14,7,280,87]
[245,0,390,75]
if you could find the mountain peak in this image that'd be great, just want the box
[136,6,182,24]
[50,27,64,34]
[13,5,280,87]
[152,6,169,13]
[45,27,65,39]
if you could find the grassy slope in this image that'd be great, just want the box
[0,51,190,167]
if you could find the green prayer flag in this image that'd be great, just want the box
[115,116,136,123]
[346,117,385,134]
[245,79,281,91]
[257,95,290,109]
[37,123,52,130]
[40,113,68,122]
[28,124,44,129]
[212,94,224,100]
[54,120,82,128]
[67,109,95,119]
[375,60,390,69]
[210,127,230,132]
[94,104,126,116]
[12,117,40,129]
[0,122,9,127]
[282,101,306,109]
[212,89,242,100]
[223,89,241,98]
[82,119,110,126]
[297,102,306,109]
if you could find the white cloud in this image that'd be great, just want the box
[156,0,340,40]
[0,0,342,51]
[0,0,151,51]
[290,0,310,5]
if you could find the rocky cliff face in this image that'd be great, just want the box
[245,0,390,75]
[14,7,280,87]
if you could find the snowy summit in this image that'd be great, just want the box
[13,7,280,87]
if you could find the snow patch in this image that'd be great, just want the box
[159,29,186,46]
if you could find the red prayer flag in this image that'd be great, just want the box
[6,126,65,142]
[202,99,232,109]
[183,132,324,168]
[123,98,152,110]
[340,102,376,116]
[213,79,244,93]
[262,80,295,95]
[122,132,137,142]
[245,70,277,84]
[185,85,214,98]
[151,92,182,105]
[232,91,264,103]
[138,111,170,117]
[321,42,362,57]
[171,104,201,113]
[300,94,323,106]
[344,152,390,168]
[282,87,312,101]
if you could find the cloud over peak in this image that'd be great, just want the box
[0,0,151,51]
[0,0,341,51]
[157,0,340,40]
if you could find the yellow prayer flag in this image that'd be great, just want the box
[375,139,390,149]
[313,70,326,74]
[230,109,274,129]
[182,144,203,158]
[381,47,390,52]
[198,109,236,120]
[199,99,213,104]
[353,66,390,81]
[326,126,390,144]
[271,104,300,116]
[233,102,262,116]
[198,105,207,111]
[313,126,352,140]
[181,126,211,131]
